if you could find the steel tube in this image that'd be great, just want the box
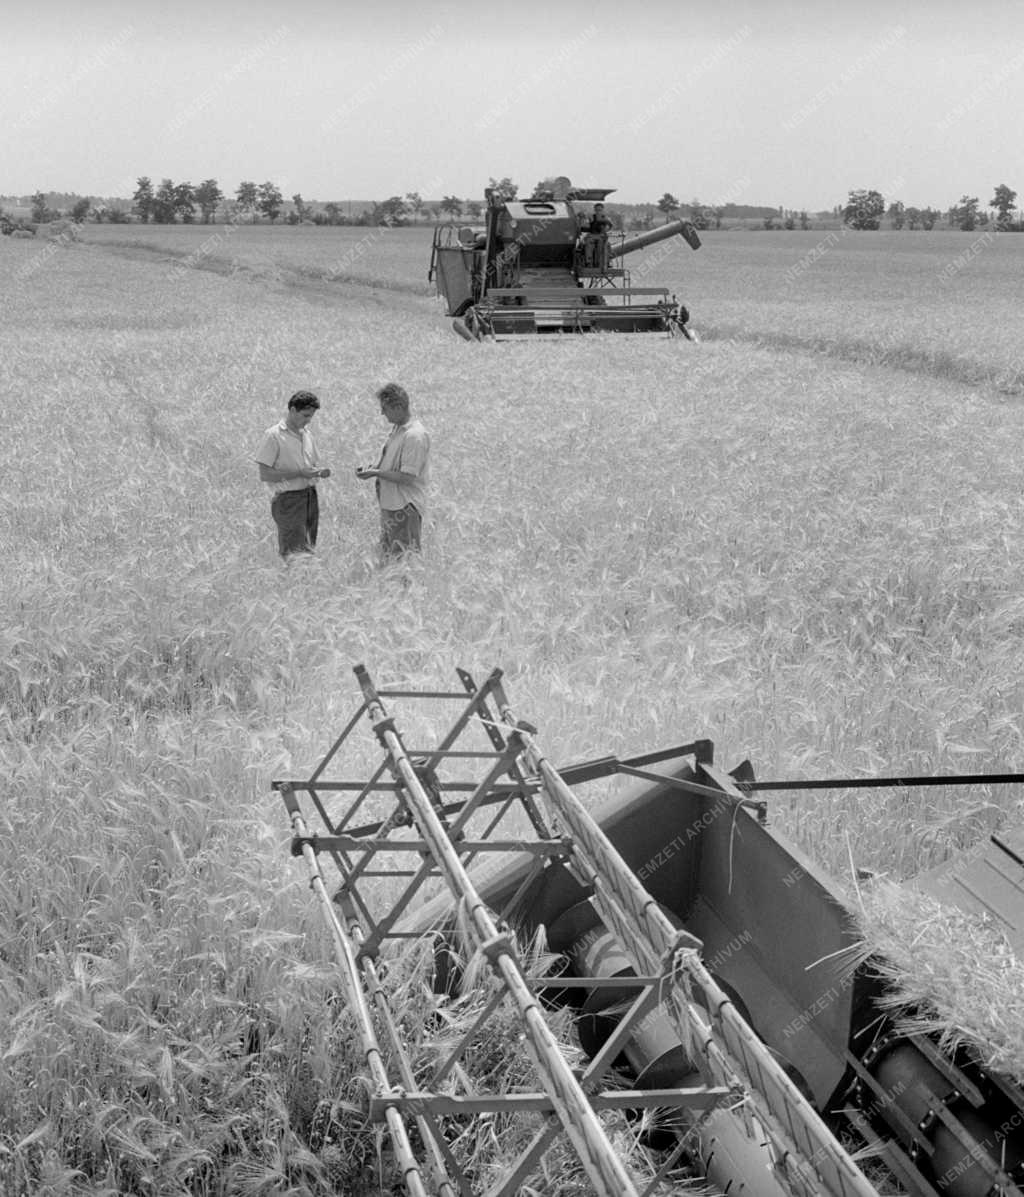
[281,790,433,1197]
[610,218,701,259]
[354,667,644,1197]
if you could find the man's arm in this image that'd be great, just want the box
[355,466,417,484]
[259,463,329,483]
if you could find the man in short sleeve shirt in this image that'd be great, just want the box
[254,390,331,557]
[356,383,430,559]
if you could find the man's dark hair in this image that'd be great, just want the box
[288,390,320,411]
[377,382,409,407]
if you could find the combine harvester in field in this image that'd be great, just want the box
[429,177,702,341]
[276,667,1024,1197]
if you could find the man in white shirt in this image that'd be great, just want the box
[254,391,331,557]
[356,383,431,559]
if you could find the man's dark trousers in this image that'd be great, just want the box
[272,487,319,556]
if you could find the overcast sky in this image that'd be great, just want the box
[2,0,1020,212]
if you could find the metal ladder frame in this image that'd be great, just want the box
[275,665,881,1197]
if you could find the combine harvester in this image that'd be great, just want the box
[276,667,1024,1197]
[428,177,701,340]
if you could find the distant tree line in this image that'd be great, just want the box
[9,178,1022,233]
[842,184,1021,232]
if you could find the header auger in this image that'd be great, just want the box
[276,667,1024,1197]
[428,176,701,340]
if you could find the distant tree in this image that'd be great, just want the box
[195,179,223,224]
[991,183,1018,230]
[257,181,283,223]
[235,181,258,221]
[323,201,343,226]
[464,199,482,220]
[950,194,980,231]
[405,191,424,222]
[104,204,130,224]
[709,205,725,229]
[487,176,518,201]
[291,192,311,223]
[132,176,154,223]
[152,179,177,223]
[439,195,462,219]
[70,197,91,223]
[887,201,905,230]
[657,192,679,221]
[904,206,921,230]
[920,207,939,231]
[843,189,884,230]
[173,181,195,223]
[687,198,709,230]
[798,210,810,230]
[30,191,50,222]
[762,214,777,230]
[374,195,408,225]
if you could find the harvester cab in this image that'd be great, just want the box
[428,176,702,340]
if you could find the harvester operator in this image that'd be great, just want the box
[584,203,613,269]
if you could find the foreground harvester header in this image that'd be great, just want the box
[428,175,701,339]
[273,665,1024,1196]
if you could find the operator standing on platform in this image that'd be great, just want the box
[584,202,613,268]
[588,202,613,237]
[254,390,331,558]
[356,383,431,560]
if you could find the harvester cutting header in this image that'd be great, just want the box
[429,175,702,340]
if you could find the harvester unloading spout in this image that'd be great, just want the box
[428,177,702,340]
[610,217,703,258]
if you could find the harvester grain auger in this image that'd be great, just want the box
[276,667,1024,1197]
[428,177,701,340]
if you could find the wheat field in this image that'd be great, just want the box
[2,222,1023,1193]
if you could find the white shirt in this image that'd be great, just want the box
[377,417,430,512]
[254,420,321,495]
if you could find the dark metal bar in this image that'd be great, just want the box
[746,771,1024,793]
[557,741,712,786]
